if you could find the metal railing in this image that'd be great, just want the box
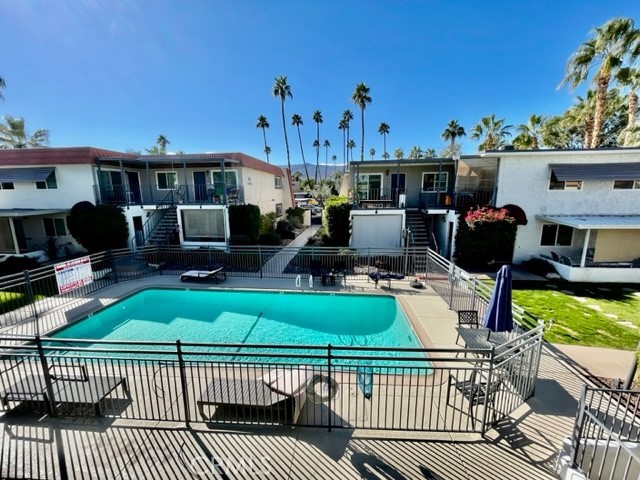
[568,386,640,479]
[94,184,244,207]
[0,330,543,433]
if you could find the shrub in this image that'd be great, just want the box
[454,207,517,269]
[286,207,304,228]
[229,204,261,243]
[260,212,277,235]
[259,233,281,245]
[276,220,295,239]
[0,256,41,277]
[67,202,128,253]
[323,197,351,246]
[521,257,556,276]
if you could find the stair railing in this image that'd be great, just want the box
[129,190,177,250]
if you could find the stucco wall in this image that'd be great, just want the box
[493,151,640,263]
[0,165,96,210]
[349,210,405,248]
[240,166,291,215]
[594,230,640,262]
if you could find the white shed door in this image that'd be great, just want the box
[351,214,403,248]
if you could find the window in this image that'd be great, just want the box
[180,209,225,242]
[36,171,57,189]
[357,173,383,200]
[613,180,639,190]
[540,224,573,246]
[43,217,67,237]
[212,170,238,187]
[275,203,283,217]
[549,172,581,191]
[275,176,282,189]
[156,171,178,190]
[421,172,448,192]
[0,182,14,190]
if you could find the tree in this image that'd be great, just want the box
[470,114,513,150]
[291,171,302,183]
[382,152,390,159]
[378,122,390,159]
[323,139,331,180]
[347,139,356,162]
[338,119,347,173]
[616,67,640,127]
[273,76,293,171]
[513,114,545,149]
[393,148,404,160]
[312,110,323,183]
[424,148,437,158]
[559,17,639,148]
[291,114,310,182]
[369,148,375,160]
[441,120,466,157]
[156,134,170,154]
[342,110,353,170]
[0,116,50,149]
[351,82,372,161]
[264,145,272,159]
[67,201,128,253]
[408,146,423,159]
[256,115,270,163]
[331,154,337,176]
[0,75,5,102]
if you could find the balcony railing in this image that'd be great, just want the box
[352,188,496,210]
[93,184,243,206]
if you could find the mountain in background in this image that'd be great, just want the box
[289,163,346,179]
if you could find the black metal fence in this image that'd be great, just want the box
[564,385,640,479]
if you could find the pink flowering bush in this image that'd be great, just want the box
[465,207,515,230]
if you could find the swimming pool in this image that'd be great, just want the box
[49,288,427,365]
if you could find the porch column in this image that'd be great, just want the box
[220,160,228,204]
[8,218,19,254]
[96,160,103,204]
[119,160,126,204]
[436,158,443,206]
[146,162,153,204]
[580,229,591,268]
[396,160,400,206]
[183,162,188,203]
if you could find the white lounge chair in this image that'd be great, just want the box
[180,267,227,283]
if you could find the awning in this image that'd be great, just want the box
[0,208,68,218]
[536,214,640,230]
[549,163,640,181]
[0,167,54,183]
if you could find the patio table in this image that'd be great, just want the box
[455,328,511,350]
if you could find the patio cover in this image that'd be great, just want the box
[0,167,54,182]
[0,208,69,218]
[549,163,640,181]
[535,215,640,230]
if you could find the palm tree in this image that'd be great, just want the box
[441,120,466,157]
[617,67,640,127]
[513,114,545,149]
[256,115,270,163]
[382,152,390,160]
[559,17,639,148]
[312,110,323,183]
[0,75,5,102]
[378,122,390,159]
[273,76,293,171]
[393,148,404,160]
[470,114,513,150]
[369,148,376,160]
[291,171,302,183]
[424,148,437,158]
[264,145,272,159]
[338,119,347,173]
[291,114,310,182]
[312,139,320,181]
[408,146,423,159]
[351,83,372,161]
[331,154,337,178]
[323,139,331,180]
[156,134,170,154]
[0,116,50,149]
[342,110,353,170]
[347,139,356,162]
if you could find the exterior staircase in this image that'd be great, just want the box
[405,210,431,248]
[147,206,178,245]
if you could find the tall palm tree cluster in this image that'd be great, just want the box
[0,75,50,149]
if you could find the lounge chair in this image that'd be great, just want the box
[180,266,227,283]
[197,367,312,423]
[368,271,405,289]
[1,365,129,416]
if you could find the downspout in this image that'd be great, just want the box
[96,160,103,204]
[396,160,400,207]
[492,157,501,206]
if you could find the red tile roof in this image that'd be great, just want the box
[0,147,137,166]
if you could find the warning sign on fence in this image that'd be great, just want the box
[54,256,94,294]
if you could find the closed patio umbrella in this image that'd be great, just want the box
[483,265,513,332]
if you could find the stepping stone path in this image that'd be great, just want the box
[618,321,638,330]
[586,304,602,311]
[605,313,618,319]
[634,292,640,297]
[597,287,612,292]
[561,290,574,295]
[574,296,588,303]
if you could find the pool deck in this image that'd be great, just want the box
[0,276,591,479]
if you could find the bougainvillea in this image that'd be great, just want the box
[465,207,515,230]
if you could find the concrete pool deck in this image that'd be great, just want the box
[0,276,595,479]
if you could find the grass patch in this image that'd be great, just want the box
[511,281,640,350]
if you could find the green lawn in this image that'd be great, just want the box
[511,281,640,350]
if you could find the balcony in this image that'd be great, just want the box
[93,183,243,207]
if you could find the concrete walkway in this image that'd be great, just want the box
[551,343,636,380]
[260,224,321,275]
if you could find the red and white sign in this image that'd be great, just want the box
[54,256,94,294]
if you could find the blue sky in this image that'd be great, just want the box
[1,1,639,165]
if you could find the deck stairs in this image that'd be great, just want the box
[405,211,432,249]
[147,207,178,245]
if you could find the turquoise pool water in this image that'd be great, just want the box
[49,289,428,366]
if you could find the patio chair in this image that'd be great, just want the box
[180,266,227,283]
[197,367,312,423]
[446,371,502,427]
[1,365,129,416]
[333,260,347,286]
[455,310,479,345]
